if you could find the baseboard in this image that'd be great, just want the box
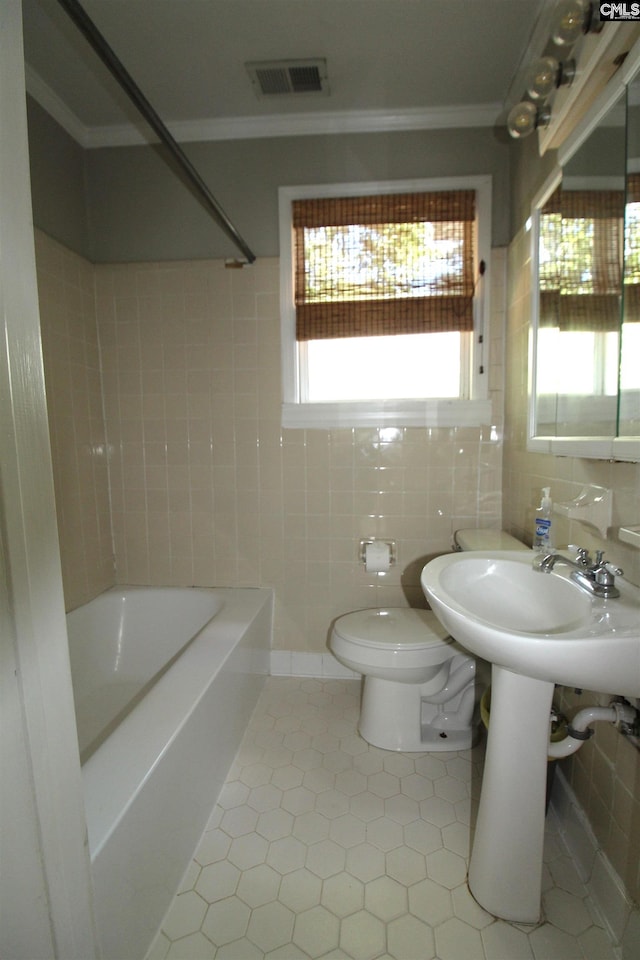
[270,650,358,680]
[550,767,639,956]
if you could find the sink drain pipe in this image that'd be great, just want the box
[548,701,639,759]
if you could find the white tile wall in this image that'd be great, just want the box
[37,232,506,645]
[35,231,114,610]
[93,251,505,655]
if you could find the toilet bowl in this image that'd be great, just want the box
[329,529,528,752]
[331,607,481,751]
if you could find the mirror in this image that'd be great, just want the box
[620,74,640,438]
[534,95,625,439]
[529,58,640,461]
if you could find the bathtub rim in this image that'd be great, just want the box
[81,585,272,859]
[69,586,226,764]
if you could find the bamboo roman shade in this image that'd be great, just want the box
[293,191,476,341]
[539,187,624,332]
[624,174,640,324]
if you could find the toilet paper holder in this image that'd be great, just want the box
[359,539,396,565]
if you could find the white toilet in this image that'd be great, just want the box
[329,529,528,752]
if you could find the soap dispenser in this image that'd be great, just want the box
[533,487,554,553]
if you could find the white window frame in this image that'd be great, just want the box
[279,175,493,429]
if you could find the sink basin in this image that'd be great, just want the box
[421,548,640,924]
[421,550,640,698]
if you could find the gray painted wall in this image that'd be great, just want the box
[627,102,640,160]
[27,102,513,262]
[508,134,558,237]
[27,97,89,257]
[85,127,512,262]
[564,125,626,180]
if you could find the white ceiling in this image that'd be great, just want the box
[22,0,549,146]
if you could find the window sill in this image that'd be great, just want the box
[282,399,493,430]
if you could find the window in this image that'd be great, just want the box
[539,186,623,335]
[622,175,640,395]
[279,177,492,428]
[538,186,624,400]
[624,174,640,327]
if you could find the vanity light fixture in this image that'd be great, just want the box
[507,0,601,138]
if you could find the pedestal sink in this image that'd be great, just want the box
[420,550,640,923]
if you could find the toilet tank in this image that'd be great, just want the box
[453,529,528,552]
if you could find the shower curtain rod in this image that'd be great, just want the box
[55,0,256,264]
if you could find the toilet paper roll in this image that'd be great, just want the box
[365,540,391,573]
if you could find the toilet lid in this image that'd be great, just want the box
[333,608,451,650]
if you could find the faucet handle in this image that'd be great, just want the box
[594,561,623,591]
[591,551,622,575]
[568,545,592,566]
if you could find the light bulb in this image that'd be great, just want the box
[526,56,575,100]
[507,101,539,139]
[526,57,561,100]
[552,0,589,46]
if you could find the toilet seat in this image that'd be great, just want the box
[333,608,451,650]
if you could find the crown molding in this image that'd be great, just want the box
[25,64,91,145]
[83,102,504,147]
[25,65,501,149]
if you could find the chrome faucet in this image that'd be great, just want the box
[537,546,592,574]
[537,547,623,599]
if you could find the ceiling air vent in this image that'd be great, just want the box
[245,59,329,98]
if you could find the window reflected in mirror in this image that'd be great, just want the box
[620,77,640,438]
[532,87,633,441]
[535,183,624,437]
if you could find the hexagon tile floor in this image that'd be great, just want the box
[147,678,617,960]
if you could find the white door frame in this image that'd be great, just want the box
[0,3,99,956]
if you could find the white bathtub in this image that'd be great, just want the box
[67,586,272,960]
